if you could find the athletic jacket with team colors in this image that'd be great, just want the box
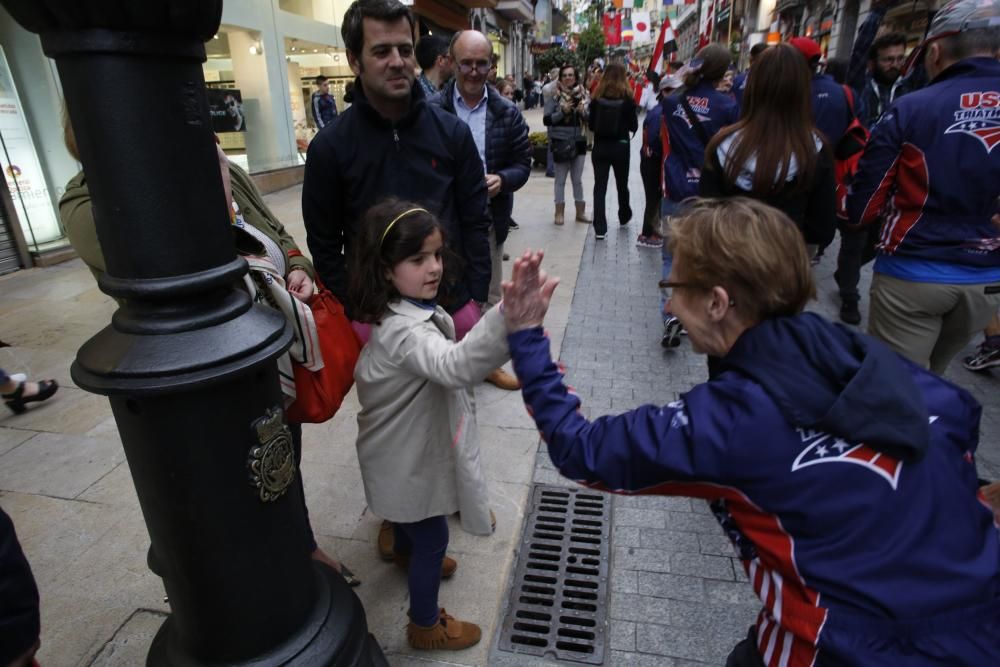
[509,313,1000,666]
[659,82,739,202]
[847,58,1000,276]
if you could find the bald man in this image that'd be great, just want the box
[430,30,531,390]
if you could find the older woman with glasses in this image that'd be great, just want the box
[501,197,1000,667]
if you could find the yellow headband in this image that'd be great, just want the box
[380,207,429,247]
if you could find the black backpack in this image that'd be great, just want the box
[592,99,625,139]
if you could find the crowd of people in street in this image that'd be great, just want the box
[3,0,1000,665]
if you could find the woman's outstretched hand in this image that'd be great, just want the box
[502,249,559,333]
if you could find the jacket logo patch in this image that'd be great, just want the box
[791,418,937,490]
[949,92,1000,154]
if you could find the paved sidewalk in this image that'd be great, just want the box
[1,105,997,667]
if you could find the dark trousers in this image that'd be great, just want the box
[834,224,879,302]
[289,422,317,554]
[0,508,40,666]
[639,155,661,238]
[591,141,632,235]
[393,515,449,627]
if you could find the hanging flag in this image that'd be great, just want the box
[623,0,634,8]
[603,11,623,46]
[699,0,715,49]
[621,17,634,42]
[648,13,678,76]
[632,11,652,44]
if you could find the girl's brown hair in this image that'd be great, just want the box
[705,43,821,197]
[667,198,815,323]
[348,199,458,324]
[593,63,632,100]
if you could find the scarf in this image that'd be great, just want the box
[557,82,589,120]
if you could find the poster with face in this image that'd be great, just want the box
[207,88,246,133]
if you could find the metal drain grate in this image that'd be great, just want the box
[498,484,612,664]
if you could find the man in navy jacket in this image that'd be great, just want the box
[430,30,531,391]
[847,0,1000,374]
[303,0,491,319]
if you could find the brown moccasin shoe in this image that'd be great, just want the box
[407,608,481,650]
[485,367,520,391]
[377,520,394,562]
[394,553,458,579]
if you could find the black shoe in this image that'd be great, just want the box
[3,379,59,415]
[661,316,683,349]
[508,220,520,231]
[839,300,861,325]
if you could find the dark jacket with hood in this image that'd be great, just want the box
[302,78,491,313]
[430,80,532,246]
[509,313,999,666]
[699,129,838,248]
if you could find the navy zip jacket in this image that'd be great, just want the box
[302,78,491,313]
[659,82,739,202]
[810,73,851,149]
[430,80,532,246]
[847,58,1000,281]
[510,313,1000,666]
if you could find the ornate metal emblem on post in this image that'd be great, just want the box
[248,407,295,502]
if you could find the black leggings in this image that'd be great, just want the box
[591,140,632,235]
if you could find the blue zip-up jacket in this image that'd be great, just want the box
[510,313,1000,666]
[811,73,851,148]
[311,90,337,129]
[846,6,918,129]
[430,80,532,246]
[847,58,1000,281]
[659,82,739,202]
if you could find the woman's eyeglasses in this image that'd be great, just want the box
[658,279,736,306]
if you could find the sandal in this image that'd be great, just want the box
[3,379,59,415]
[339,563,361,587]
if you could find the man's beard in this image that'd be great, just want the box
[874,67,900,85]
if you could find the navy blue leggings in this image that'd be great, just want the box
[394,516,449,627]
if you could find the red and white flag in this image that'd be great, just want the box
[699,0,715,49]
[648,14,678,77]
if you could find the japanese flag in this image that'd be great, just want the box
[632,12,652,44]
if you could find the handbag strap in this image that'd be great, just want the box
[680,96,711,147]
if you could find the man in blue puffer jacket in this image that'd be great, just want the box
[847,0,1000,375]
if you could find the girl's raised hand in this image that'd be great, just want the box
[502,249,559,333]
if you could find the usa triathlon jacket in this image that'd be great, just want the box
[659,82,739,202]
[510,313,1000,666]
[847,58,1000,283]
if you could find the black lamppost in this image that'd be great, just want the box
[0,1,384,664]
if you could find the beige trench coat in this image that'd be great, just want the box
[354,301,510,535]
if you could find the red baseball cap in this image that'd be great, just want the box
[788,37,822,63]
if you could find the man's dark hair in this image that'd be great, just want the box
[869,32,907,60]
[315,75,328,85]
[341,0,415,57]
[645,70,661,88]
[749,43,768,59]
[415,34,448,70]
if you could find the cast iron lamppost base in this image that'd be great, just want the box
[0,1,386,664]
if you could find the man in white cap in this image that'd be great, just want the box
[848,0,1000,375]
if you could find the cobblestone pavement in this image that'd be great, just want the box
[504,126,1000,666]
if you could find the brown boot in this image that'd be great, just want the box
[407,608,482,650]
[485,367,519,390]
[575,201,591,223]
[394,553,458,579]
[377,520,394,562]
[554,202,565,225]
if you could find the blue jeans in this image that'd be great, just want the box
[660,199,679,321]
[394,515,449,626]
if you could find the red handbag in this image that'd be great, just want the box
[285,280,362,424]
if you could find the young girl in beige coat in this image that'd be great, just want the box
[348,200,508,651]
